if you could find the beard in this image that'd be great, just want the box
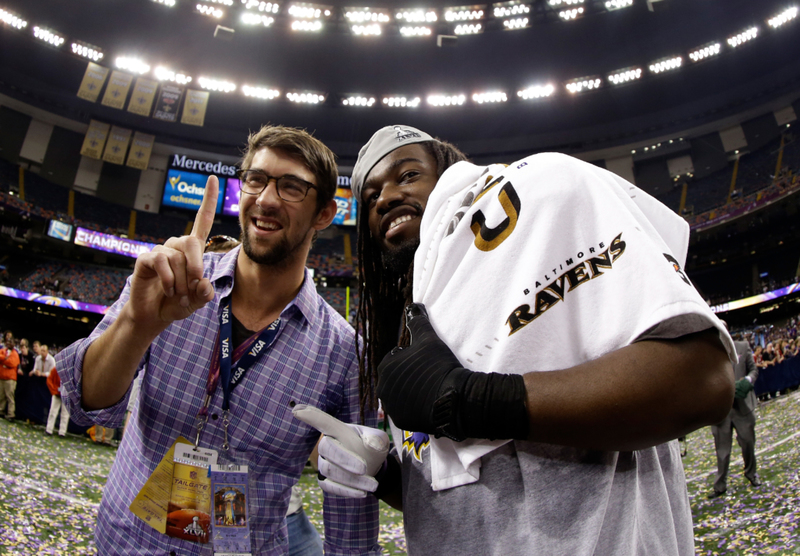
[382,238,420,275]
[240,215,308,270]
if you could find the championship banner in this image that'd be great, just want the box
[181,89,210,127]
[74,227,156,259]
[126,131,156,170]
[80,120,110,159]
[76,62,109,102]
[102,126,133,165]
[127,77,159,116]
[152,84,185,122]
[101,70,134,109]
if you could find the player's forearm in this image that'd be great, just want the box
[523,329,734,451]
[82,302,161,410]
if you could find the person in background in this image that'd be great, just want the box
[32,344,56,378]
[0,336,20,419]
[17,339,35,376]
[708,327,761,499]
[45,357,69,437]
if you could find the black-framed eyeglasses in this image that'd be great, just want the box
[237,168,318,203]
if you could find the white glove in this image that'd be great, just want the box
[292,404,389,498]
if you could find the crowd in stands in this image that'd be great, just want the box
[732,314,800,400]
[14,261,129,306]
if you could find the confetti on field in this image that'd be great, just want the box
[2,390,799,555]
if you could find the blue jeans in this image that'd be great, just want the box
[287,508,323,556]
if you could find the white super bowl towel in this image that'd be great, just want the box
[396,153,735,491]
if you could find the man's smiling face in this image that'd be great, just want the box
[360,144,439,268]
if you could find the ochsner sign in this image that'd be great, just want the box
[74,227,156,259]
[171,154,237,177]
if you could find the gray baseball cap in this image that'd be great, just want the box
[350,125,437,202]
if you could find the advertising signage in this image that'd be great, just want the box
[74,227,156,259]
[162,168,227,213]
[333,187,357,226]
[222,178,241,217]
[47,220,74,242]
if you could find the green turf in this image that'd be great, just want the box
[1,390,798,554]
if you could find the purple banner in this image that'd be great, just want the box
[0,286,109,315]
[74,227,156,258]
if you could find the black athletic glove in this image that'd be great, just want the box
[377,303,529,442]
[734,378,753,399]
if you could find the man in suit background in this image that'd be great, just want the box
[708,328,761,499]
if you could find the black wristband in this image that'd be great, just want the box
[431,370,529,442]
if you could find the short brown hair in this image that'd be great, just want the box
[240,125,338,212]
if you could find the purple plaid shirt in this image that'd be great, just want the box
[58,247,381,556]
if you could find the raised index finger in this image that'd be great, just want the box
[190,175,219,243]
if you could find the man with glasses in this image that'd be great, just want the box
[57,125,381,556]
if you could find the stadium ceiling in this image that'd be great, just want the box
[1,0,799,164]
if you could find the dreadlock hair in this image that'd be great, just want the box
[354,139,469,419]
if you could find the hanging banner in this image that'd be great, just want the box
[181,89,210,127]
[80,120,110,159]
[152,84,185,123]
[102,126,133,165]
[76,62,110,103]
[101,70,134,110]
[127,77,159,117]
[126,132,156,170]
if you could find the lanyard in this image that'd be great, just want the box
[194,295,281,452]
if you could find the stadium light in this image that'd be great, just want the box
[243,1,280,13]
[607,66,642,85]
[352,23,382,35]
[688,41,721,62]
[517,83,555,99]
[472,91,507,104]
[116,56,151,75]
[154,66,193,85]
[286,90,326,104]
[400,25,433,36]
[71,41,104,62]
[345,7,390,23]
[0,8,28,29]
[605,0,633,11]
[151,0,176,7]
[767,6,798,28]
[565,76,602,94]
[396,9,437,22]
[291,19,322,31]
[493,1,530,18]
[287,3,332,19]
[242,85,280,99]
[33,26,65,47]
[198,76,236,92]
[342,95,375,107]
[502,17,529,29]
[445,5,485,22]
[454,23,482,34]
[241,12,275,25]
[427,93,466,106]
[727,26,758,48]
[201,0,233,5]
[196,3,224,18]
[558,7,584,20]
[649,55,682,74]
[382,95,421,108]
